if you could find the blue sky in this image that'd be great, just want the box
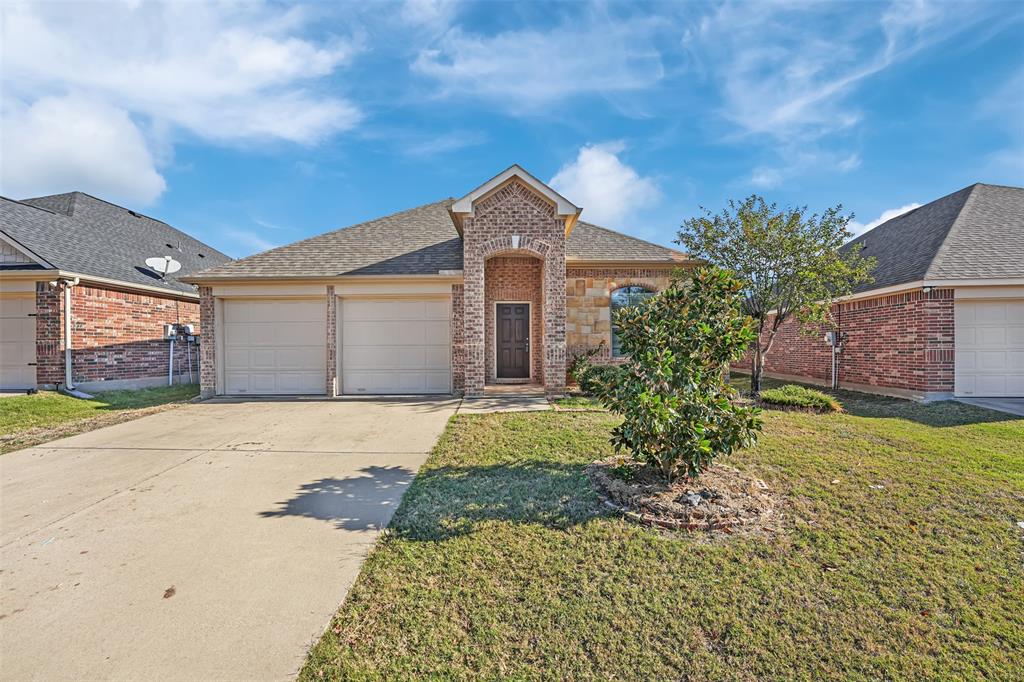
[2,0,1022,258]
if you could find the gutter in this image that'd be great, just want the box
[57,277,79,391]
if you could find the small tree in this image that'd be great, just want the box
[586,268,762,482]
[677,196,875,394]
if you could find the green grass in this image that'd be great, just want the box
[554,395,604,409]
[760,384,843,412]
[0,385,198,448]
[302,392,1024,681]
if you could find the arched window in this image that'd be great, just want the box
[610,286,655,357]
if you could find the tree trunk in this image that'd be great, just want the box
[751,344,763,395]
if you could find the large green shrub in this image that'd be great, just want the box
[588,268,763,482]
[759,385,842,412]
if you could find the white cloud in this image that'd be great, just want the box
[400,0,458,30]
[223,229,279,255]
[403,130,487,157]
[550,143,660,227]
[412,15,664,111]
[0,1,361,203]
[687,1,987,143]
[749,166,783,189]
[1,95,166,204]
[848,203,922,237]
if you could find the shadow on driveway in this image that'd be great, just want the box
[260,465,417,531]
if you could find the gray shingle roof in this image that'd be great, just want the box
[1,192,231,295]
[568,221,683,261]
[189,199,684,279]
[843,183,1023,293]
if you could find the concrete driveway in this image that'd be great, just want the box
[0,398,458,681]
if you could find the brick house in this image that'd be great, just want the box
[0,192,231,392]
[733,183,1024,401]
[183,165,690,398]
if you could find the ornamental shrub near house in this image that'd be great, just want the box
[759,385,842,412]
[586,268,763,482]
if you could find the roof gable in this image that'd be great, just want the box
[449,165,582,236]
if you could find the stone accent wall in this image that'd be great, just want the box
[565,267,675,363]
[34,283,201,389]
[325,286,337,396]
[451,284,465,394]
[199,286,216,398]
[485,256,544,381]
[733,288,955,396]
[461,178,567,396]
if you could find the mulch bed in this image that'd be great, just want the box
[755,400,841,414]
[587,455,784,536]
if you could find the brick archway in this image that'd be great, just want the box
[458,184,567,397]
[477,235,552,261]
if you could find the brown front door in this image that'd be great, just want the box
[496,303,530,379]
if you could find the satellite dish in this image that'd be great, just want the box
[145,256,182,277]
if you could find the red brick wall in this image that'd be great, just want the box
[199,286,215,397]
[451,284,465,393]
[35,282,201,387]
[35,282,64,385]
[485,256,544,381]
[734,288,955,395]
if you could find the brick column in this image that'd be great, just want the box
[543,246,567,396]
[451,284,465,395]
[463,252,486,397]
[198,286,216,399]
[325,286,337,396]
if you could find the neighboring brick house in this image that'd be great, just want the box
[0,192,231,392]
[733,183,1024,401]
[183,165,690,398]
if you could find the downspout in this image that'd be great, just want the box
[63,277,80,390]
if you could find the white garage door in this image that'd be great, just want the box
[341,298,451,395]
[955,299,1024,397]
[223,299,326,395]
[0,296,36,391]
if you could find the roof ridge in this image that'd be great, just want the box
[924,183,980,280]
[69,191,172,226]
[0,195,59,216]
[64,192,231,261]
[971,181,1024,191]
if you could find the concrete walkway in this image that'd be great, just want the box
[458,395,552,414]
[955,397,1024,418]
[0,398,458,681]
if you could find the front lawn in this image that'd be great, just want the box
[0,384,198,454]
[303,390,1023,680]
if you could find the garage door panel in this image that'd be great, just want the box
[956,351,976,371]
[977,327,1007,347]
[1010,351,1024,370]
[341,298,451,395]
[222,300,326,395]
[0,296,36,390]
[955,299,1023,397]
